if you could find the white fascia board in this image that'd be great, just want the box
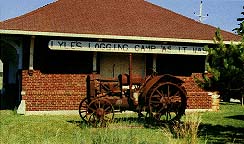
[0,29,240,45]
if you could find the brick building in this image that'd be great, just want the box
[0,0,240,114]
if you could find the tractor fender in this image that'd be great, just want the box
[139,74,184,101]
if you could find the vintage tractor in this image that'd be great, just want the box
[78,72,187,126]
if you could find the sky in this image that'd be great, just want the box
[0,0,243,33]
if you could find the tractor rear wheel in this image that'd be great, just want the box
[148,82,187,122]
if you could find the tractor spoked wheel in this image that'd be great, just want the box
[86,98,114,127]
[149,82,187,122]
[78,97,90,123]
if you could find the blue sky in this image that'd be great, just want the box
[147,0,243,33]
[0,0,243,33]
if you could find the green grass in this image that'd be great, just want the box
[0,111,167,144]
[198,102,244,144]
[0,102,243,144]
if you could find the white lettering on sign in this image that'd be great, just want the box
[48,40,208,55]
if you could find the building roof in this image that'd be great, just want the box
[0,0,241,42]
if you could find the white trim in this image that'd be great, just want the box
[24,109,213,115]
[17,100,26,115]
[29,36,35,70]
[185,109,213,113]
[25,110,78,115]
[0,39,19,49]
[0,29,240,45]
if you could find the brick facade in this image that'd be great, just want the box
[179,73,212,109]
[22,70,211,111]
[22,70,86,111]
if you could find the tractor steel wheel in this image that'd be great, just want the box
[87,98,114,127]
[78,97,90,123]
[149,82,187,122]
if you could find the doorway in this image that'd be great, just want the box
[0,40,19,109]
[99,53,145,79]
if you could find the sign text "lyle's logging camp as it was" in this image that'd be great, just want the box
[48,40,208,55]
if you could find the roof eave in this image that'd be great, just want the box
[0,29,240,45]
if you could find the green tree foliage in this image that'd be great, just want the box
[233,6,244,36]
[199,28,244,101]
[233,21,244,36]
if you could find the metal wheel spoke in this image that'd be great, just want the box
[158,107,166,113]
[92,102,98,109]
[151,95,161,98]
[167,85,170,97]
[88,107,96,112]
[85,114,94,121]
[151,95,161,101]
[102,103,106,109]
[88,113,95,120]
[80,105,87,109]
[84,100,89,105]
[155,89,164,98]
[79,109,87,113]
[104,106,111,112]
[97,100,101,108]
[161,89,167,97]
[104,114,113,120]
[166,111,170,121]
[150,100,161,104]
[173,91,180,97]
[83,114,88,119]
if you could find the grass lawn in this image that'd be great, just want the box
[199,102,244,144]
[0,102,243,144]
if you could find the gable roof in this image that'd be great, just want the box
[0,0,241,43]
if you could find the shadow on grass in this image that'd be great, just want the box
[220,101,241,105]
[199,124,244,144]
[113,117,167,128]
[67,116,170,128]
[225,115,244,121]
[67,120,91,128]
[113,117,145,124]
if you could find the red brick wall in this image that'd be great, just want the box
[178,73,212,109]
[22,70,211,111]
[22,70,86,111]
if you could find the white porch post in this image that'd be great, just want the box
[16,46,23,70]
[92,52,97,73]
[153,54,157,72]
[28,36,35,75]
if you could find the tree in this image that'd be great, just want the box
[198,28,244,101]
[233,6,244,36]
